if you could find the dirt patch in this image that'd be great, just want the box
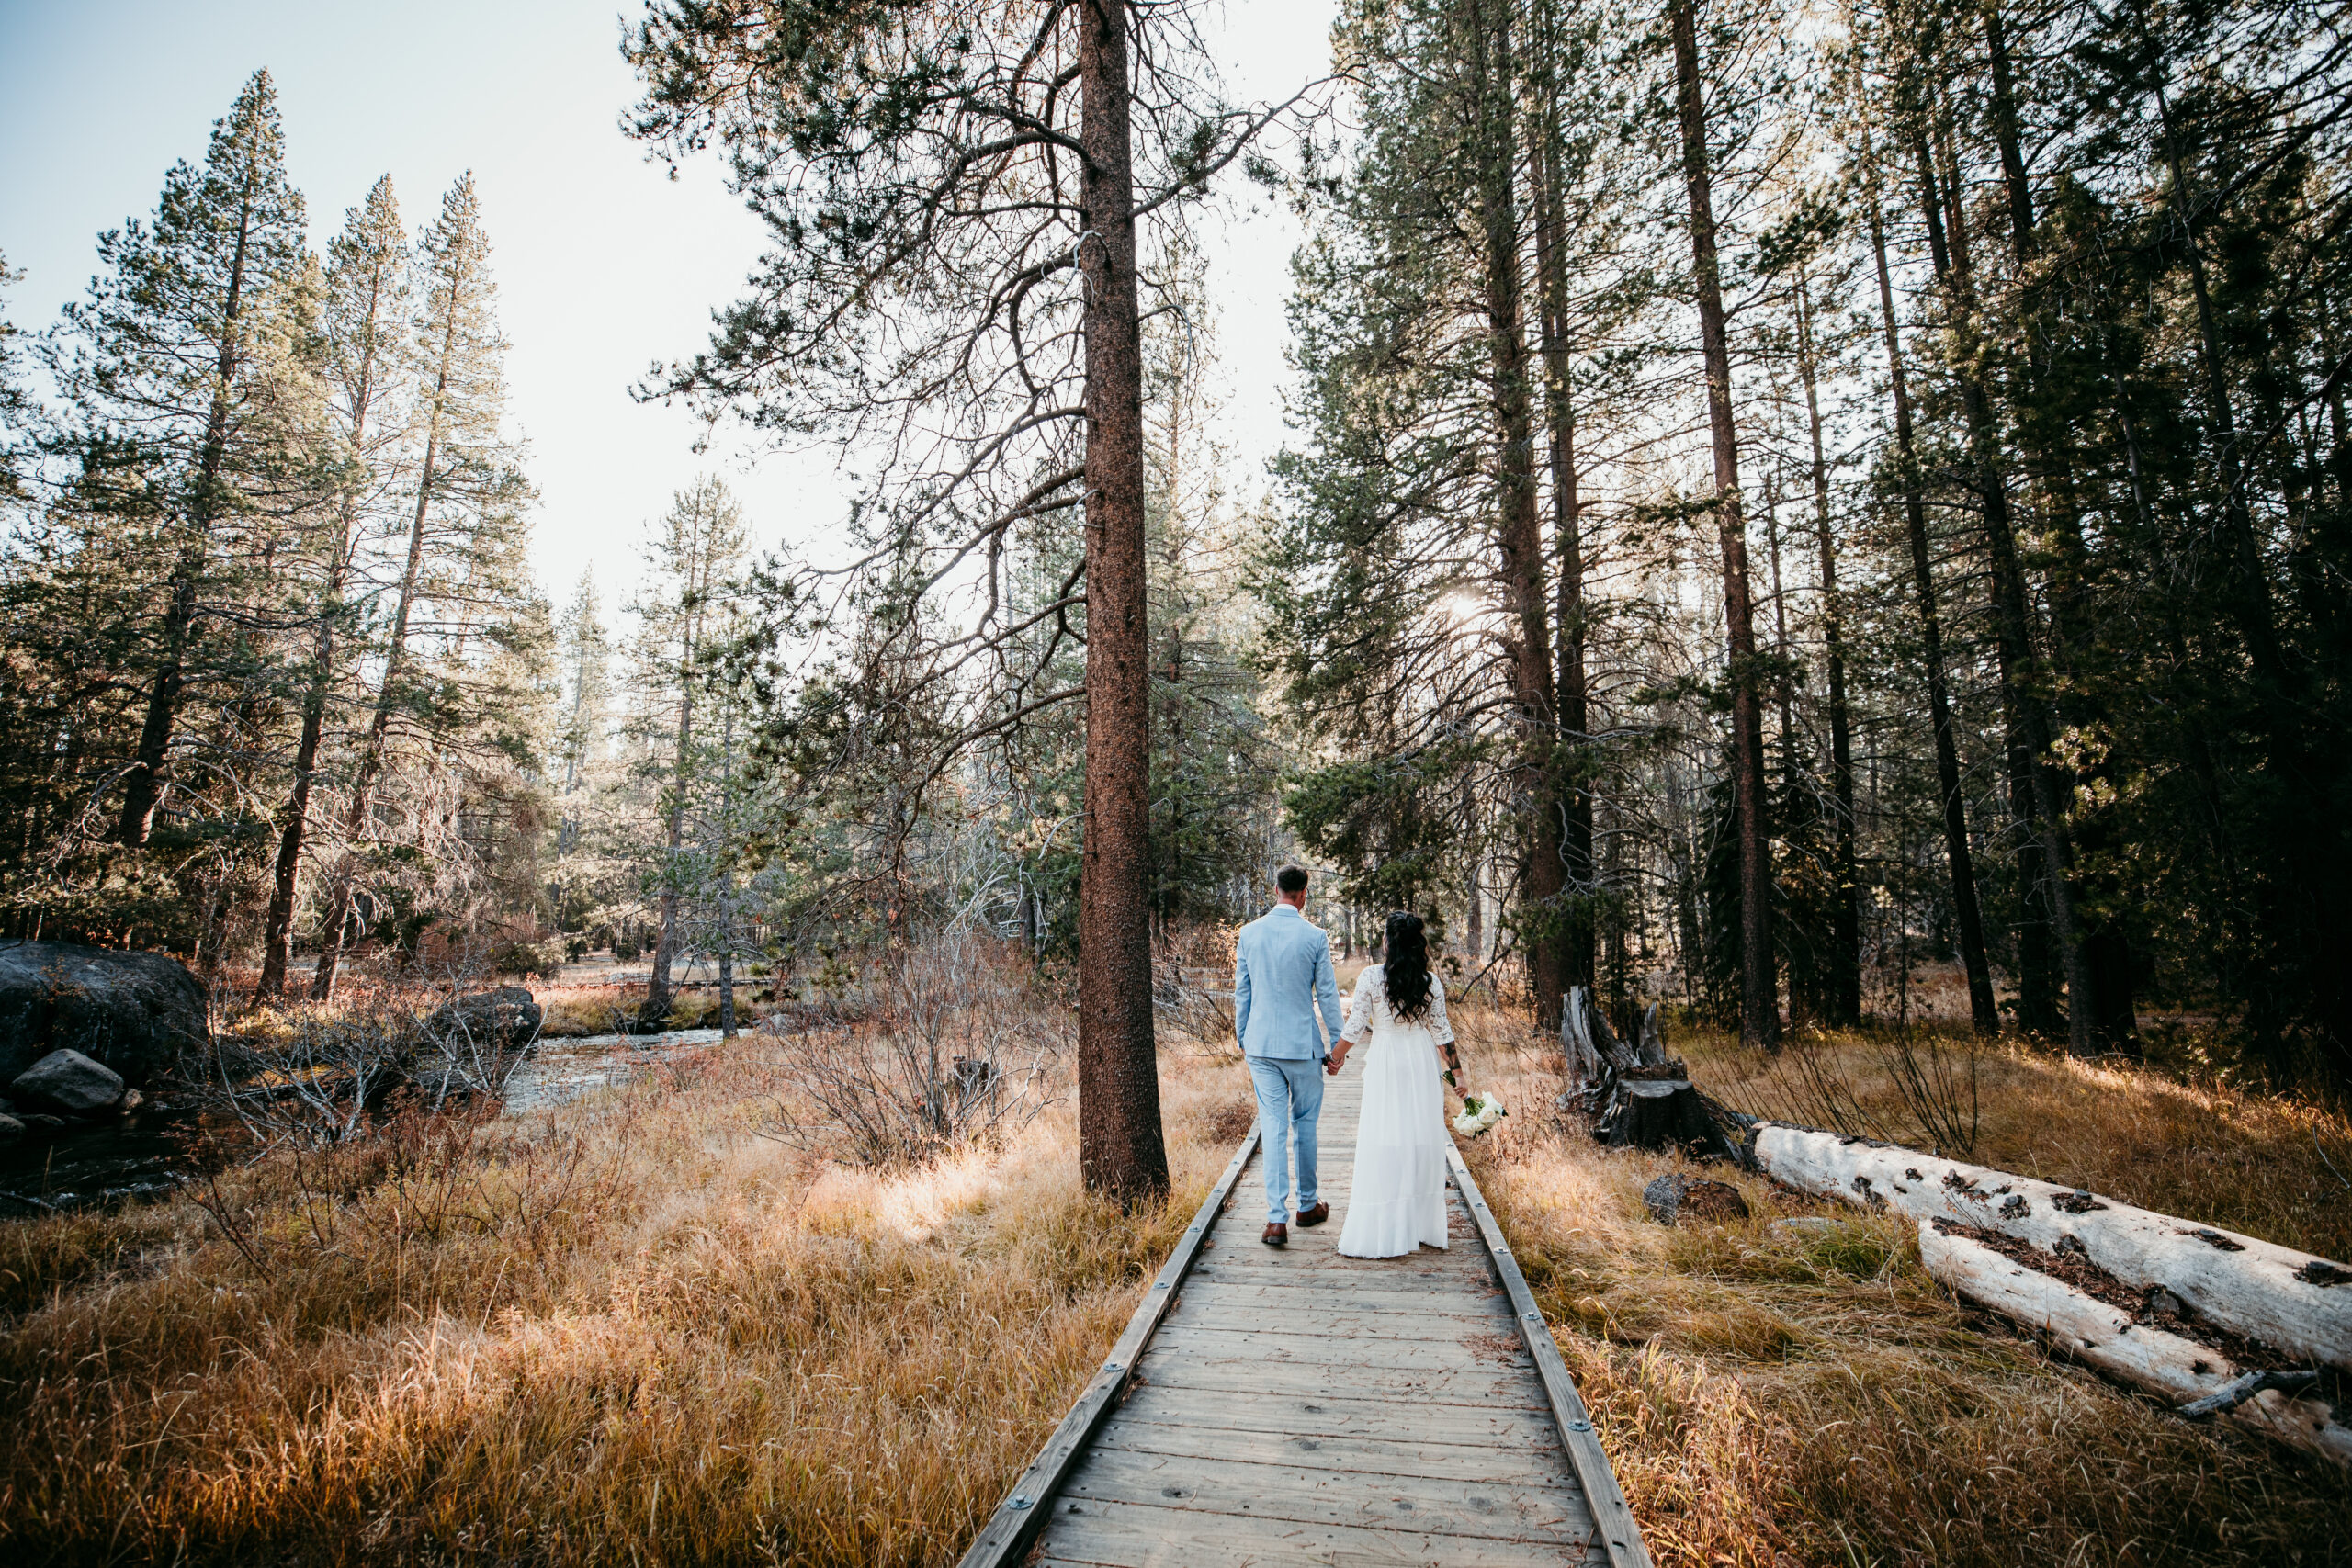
[1462,1331,1525,1365]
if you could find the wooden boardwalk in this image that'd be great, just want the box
[962,1062,1648,1568]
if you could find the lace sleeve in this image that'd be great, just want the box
[1340,965,1382,1044]
[1426,976,1456,1047]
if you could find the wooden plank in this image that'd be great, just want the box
[1175,1295,1516,1338]
[954,1124,1262,1568]
[1166,1314,1521,1345]
[1106,1382,1566,1449]
[1144,1325,1538,1374]
[1130,1356,1544,1408]
[1026,1496,1593,1567]
[1188,1254,1482,1278]
[1058,1446,1596,1545]
[1446,1145,1653,1568]
[1091,1416,1581,1486]
[1179,1278,1510,1312]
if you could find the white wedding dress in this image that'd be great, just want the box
[1336,965,1454,1258]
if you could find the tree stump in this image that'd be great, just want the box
[1558,987,1747,1163]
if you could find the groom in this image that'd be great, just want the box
[1232,864,1345,1247]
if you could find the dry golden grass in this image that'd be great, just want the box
[534,982,648,1036]
[12,960,2348,1568]
[1445,1003,2352,1568]
[1704,1026,2352,1260]
[0,982,1257,1566]
[535,983,741,1036]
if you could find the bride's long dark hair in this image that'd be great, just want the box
[1383,910,1434,1021]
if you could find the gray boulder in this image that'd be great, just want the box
[0,1113,20,1141]
[424,986,542,1050]
[0,942,207,1086]
[12,1047,127,1115]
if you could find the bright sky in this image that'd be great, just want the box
[0,0,1332,610]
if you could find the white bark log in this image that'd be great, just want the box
[1754,1122,2352,1373]
[1918,1224,2352,1468]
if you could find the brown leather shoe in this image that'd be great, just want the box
[1261,1222,1288,1247]
[1295,1201,1330,1228]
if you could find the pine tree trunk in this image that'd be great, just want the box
[1076,0,1170,1206]
[310,413,440,1002]
[718,945,735,1038]
[1672,0,1778,1052]
[1795,270,1861,1027]
[1531,0,1596,996]
[647,674,695,1027]
[1863,156,1998,1037]
[1912,130,2102,1056]
[1982,4,2037,266]
[260,356,381,998]
[2146,70,2346,1077]
[1469,0,1566,1032]
[119,178,262,849]
[256,654,330,998]
[1978,30,2143,1056]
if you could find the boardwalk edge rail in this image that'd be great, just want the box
[1448,1141,1655,1568]
[956,1124,1263,1568]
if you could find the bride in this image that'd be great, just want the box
[1329,910,1462,1258]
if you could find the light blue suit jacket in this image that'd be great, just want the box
[1233,904,1343,1060]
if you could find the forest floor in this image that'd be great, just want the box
[0,964,2347,1565]
[1463,1010,2352,1567]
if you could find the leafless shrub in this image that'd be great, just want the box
[408,968,544,1110]
[756,929,1061,1167]
[1874,1024,1980,1156]
[1753,1030,1892,1141]
[1747,1023,1981,1157]
[209,998,420,1147]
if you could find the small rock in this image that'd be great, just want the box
[11,1047,127,1115]
[0,1112,20,1140]
[1643,1171,1689,1224]
[2144,1286,2189,1317]
[20,1112,63,1128]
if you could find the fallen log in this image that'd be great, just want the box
[1918,1222,2352,1468]
[1753,1122,2352,1376]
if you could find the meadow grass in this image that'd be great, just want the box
[0,980,1255,1566]
[535,983,730,1036]
[1451,1004,2352,1568]
[7,966,2349,1565]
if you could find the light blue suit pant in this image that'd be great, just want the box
[1247,1055,1325,1223]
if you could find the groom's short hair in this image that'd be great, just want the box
[1276,864,1311,896]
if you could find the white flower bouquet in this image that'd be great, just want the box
[1451,1091,1507,1136]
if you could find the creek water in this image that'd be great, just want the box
[0,1026,736,1213]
